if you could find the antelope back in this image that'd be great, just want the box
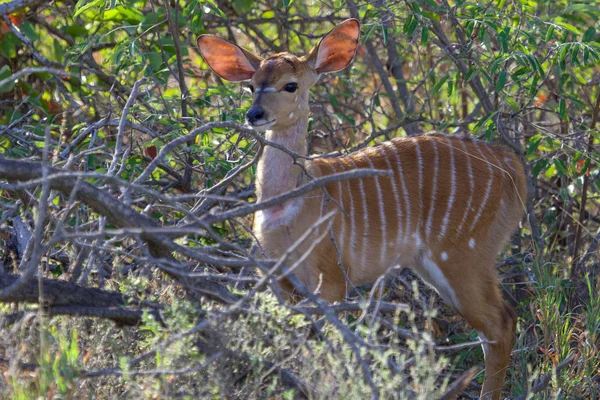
[311,134,527,289]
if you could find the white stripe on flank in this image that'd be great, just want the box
[456,140,475,234]
[425,139,439,241]
[366,155,387,265]
[488,146,503,172]
[413,138,424,239]
[330,161,346,257]
[347,157,368,268]
[339,159,356,262]
[378,145,403,245]
[418,254,461,311]
[469,142,494,232]
[387,141,411,244]
[438,137,456,240]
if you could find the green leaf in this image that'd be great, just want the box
[0,65,16,93]
[420,11,440,22]
[559,98,567,120]
[433,75,449,94]
[583,26,596,42]
[204,0,227,19]
[406,17,418,36]
[232,0,253,14]
[464,66,478,82]
[554,158,568,176]
[103,6,144,24]
[421,26,429,44]
[505,97,520,111]
[0,33,18,59]
[555,21,581,36]
[527,134,543,155]
[526,54,544,78]
[564,4,600,20]
[473,111,496,133]
[74,0,104,18]
[532,159,549,178]
[20,21,37,41]
[545,25,555,42]
[495,70,507,93]
[583,46,590,64]
[572,44,581,65]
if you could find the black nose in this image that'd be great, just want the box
[246,107,264,124]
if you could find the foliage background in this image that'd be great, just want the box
[0,0,598,398]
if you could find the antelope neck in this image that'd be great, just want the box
[256,117,308,204]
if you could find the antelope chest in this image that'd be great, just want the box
[254,198,305,251]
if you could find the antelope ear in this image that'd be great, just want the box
[305,19,360,74]
[197,35,263,81]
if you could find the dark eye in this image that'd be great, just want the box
[283,83,298,93]
[247,84,254,93]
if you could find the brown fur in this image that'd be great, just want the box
[197,19,527,400]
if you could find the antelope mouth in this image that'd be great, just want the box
[249,119,277,131]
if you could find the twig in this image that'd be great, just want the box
[513,352,576,400]
[0,130,51,300]
[572,88,600,268]
[437,367,479,400]
[108,78,145,176]
[0,67,74,91]
[0,0,42,15]
[202,168,392,225]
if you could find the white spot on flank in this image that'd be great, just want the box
[289,112,294,119]
[417,254,461,312]
[469,238,476,248]
[441,251,448,261]
[413,232,423,247]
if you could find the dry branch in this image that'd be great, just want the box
[437,367,479,400]
[0,0,43,17]
[0,272,159,325]
[513,353,577,400]
[0,272,125,307]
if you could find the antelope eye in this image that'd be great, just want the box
[283,83,298,93]
[247,84,254,93]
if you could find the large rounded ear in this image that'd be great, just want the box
[305,19,360,74]
[197,35,263,81]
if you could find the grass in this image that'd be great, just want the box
[1,253,597,399]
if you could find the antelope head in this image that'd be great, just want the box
[197,19,360,133]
